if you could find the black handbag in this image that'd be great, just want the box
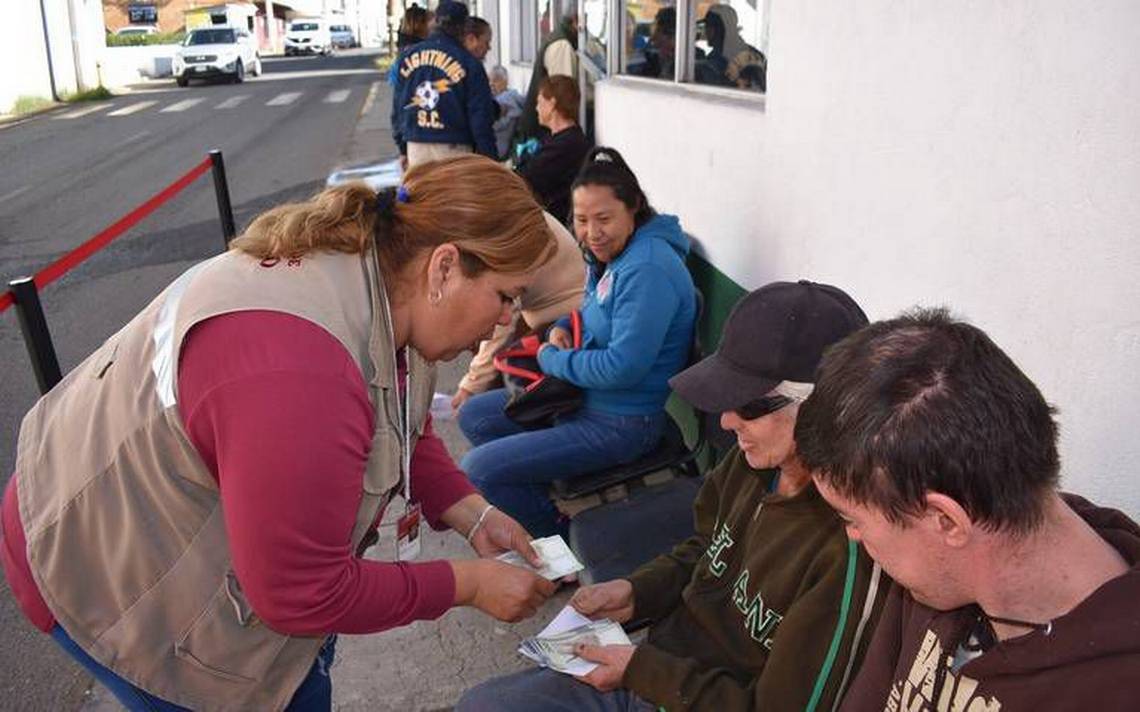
[493,311,583,429]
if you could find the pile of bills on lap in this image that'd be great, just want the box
[495,535,584,580]
[519,605,632,676]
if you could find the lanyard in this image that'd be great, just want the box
[401,355,412,504]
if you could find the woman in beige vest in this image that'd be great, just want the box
[3,156,559,711]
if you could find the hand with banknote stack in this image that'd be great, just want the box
[518,606,632,677]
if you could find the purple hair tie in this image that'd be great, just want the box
[396,185,411,203]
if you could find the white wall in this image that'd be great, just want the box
[4,0,55,112]
[3,0,104,112]
[596,0,1140,516]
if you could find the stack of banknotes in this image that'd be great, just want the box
[518,606,632,676]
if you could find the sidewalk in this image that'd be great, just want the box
[77,80,574,712]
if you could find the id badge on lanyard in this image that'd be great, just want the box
[395,357,422,561]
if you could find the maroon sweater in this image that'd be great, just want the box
[2,311,476,635]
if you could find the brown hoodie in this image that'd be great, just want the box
[839,494,1140,712]
[624,448,889,711]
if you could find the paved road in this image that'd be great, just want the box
[0,48,387,710]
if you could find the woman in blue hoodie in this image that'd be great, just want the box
[459,147,697,537]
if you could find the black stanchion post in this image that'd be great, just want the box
[9,278,62,394]
[209,149,237,246]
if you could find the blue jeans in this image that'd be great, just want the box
[458,388,664,537]
[51,625,336,711]
[457,667,656,711]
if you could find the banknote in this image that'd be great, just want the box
[518,606,632,676]
[495,535,584,580]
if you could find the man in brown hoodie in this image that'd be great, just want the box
[796,308,1140,711]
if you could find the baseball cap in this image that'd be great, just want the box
[669,280,868,413]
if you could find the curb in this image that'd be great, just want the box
[0,102,65,129]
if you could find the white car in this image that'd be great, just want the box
[115,25,158,37]
[330,24,356,49]
[173,26,261,86]
[285,19,332,56]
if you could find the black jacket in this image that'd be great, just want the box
[517,126,592,223]
[391,32,496,157]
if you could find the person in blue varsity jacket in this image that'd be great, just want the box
[391,1,497,168]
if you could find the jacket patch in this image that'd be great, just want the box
[596,270,613,303]
[399,49,467,83]
[885,629,1002,712]
[406,79,452,129]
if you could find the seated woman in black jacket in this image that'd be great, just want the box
[516,76,592,223]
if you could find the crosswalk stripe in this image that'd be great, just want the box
[323,89,351,104]
[215,95,249,109]
[107,101,157,116]
[266,92,302,106]
[54,103,112,120]
[160,98,205,113]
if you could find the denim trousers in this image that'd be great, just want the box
[51,625,336,711]
[458,388,664,538]
[457,667,657,712]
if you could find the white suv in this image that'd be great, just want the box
[284,19,332,56]
[173,27,261,86]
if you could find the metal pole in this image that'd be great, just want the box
[208,150,237,246]
[9,278,62,394]
[36,0,60,101]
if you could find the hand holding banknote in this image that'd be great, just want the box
[574,642,637,692]
[451,559,556,622]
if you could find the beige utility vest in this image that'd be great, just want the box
[14,248,436,710]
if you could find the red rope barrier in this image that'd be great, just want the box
[0,156,213,314]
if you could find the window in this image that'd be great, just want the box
[127,3,157,25]
[510,0,538,62]
[622,1,675,79]
[619,0,769,95]
[187,28,236,45]
[583,0,609,75]
[692,2,767,93]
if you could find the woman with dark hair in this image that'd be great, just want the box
[516,75,592,223]
[458,147,697,538]
[397,5,432,50]
[388,6,433,85]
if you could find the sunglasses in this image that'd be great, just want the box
[734,394,794,420]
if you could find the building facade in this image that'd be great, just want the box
[487,0,1140,517]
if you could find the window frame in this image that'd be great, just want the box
[604,0,768,102]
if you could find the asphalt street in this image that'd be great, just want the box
[0,48,392,709]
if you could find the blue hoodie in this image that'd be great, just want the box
[538,214,696,416]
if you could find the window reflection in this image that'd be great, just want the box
[623,1,676,80]
[693,3,767,93]
[583,0,608,73]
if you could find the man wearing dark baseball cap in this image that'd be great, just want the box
[460,282,890,711]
